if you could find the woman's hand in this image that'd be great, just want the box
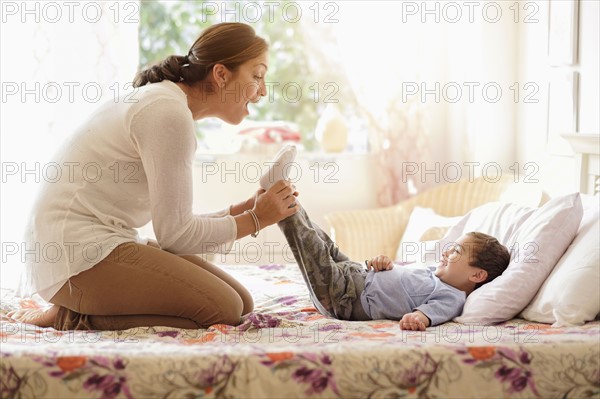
[366,255,394,272]
[253,180,299,227]
[229,189,264,216]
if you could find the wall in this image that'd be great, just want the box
[516,0,600,196]
[0,4,139,289]
[382,1,521,185]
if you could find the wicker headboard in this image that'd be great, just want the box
[562,134,600,195]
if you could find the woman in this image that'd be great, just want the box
[8,22,298,330]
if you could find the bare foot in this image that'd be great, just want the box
[7,305,59,328]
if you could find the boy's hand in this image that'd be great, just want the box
[366,255,393,272]
[399,311,430,331]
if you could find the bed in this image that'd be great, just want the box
[2,136,599,399]
[2,262,599,399]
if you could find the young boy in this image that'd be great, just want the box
[261,145,511,331]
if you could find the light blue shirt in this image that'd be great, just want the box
[360,265,466,326]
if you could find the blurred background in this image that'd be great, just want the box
[1,1,599,286]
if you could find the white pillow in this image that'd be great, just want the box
[520,194,599,326]
[443,193,583,325]
[440,202,533,246]
[395,207,462,264]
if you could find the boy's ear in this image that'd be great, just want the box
[470,269,488,283]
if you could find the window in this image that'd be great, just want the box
[138,0,363,152]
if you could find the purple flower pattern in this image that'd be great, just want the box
[1,263,598,398]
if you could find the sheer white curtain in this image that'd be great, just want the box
[332,2,433,205]
[331,1,518,205]
[1,1,140,288]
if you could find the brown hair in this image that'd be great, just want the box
[465,232,510,289]
[133,22,268,88]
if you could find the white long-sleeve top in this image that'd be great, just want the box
[17,80,237,301]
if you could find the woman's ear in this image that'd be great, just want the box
[212,63,230,88]
[470,269,488,283]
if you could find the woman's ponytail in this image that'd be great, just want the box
[133,55,187,88]
[132,22,268,88]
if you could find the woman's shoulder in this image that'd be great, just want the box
[127,81,192,125]
[133,80,187,107]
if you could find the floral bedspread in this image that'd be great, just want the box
[1,263,599,398]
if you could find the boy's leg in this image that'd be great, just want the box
[312,219,350,263]
[284,202,350,263]
[278,205,363,320]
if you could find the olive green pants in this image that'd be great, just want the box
[278,205,370,321]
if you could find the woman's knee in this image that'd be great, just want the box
[213,306,243,326]
[231,282,254,315]
[214,291,253,323]
[179,254,254,315]
[242,294,254,315]
[197,294,244,326]
[217,311,243,326]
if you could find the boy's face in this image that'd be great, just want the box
[434,234,487,291]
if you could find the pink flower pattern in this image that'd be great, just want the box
[1,263,598,398]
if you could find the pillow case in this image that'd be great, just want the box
[520,194,599,326]
[440,192,583,325]
[395,207,462,265]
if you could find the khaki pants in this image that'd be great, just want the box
[49,240,253,330]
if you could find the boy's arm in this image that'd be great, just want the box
[399,310,431,331]
[412,292,465,328]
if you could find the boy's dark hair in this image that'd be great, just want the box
[466,232,510,289]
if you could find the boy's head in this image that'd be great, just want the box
[434,232,510,295]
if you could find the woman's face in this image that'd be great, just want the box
[219,53,268,124]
